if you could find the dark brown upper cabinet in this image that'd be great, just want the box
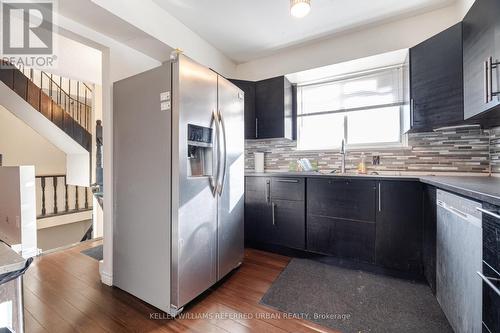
[409,23,464,132]
[230,76,293,140]
[229,79,256,139]
[463,0,500,127]
[255,76,293,140]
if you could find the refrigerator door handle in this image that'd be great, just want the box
[217,109,227,196]
[211,109,221,196]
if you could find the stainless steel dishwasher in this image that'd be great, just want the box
[436,190,482,333]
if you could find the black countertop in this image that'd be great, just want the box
[419,176,500,206]
[245,172,500,206]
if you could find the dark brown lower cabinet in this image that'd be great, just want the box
[375,181,423,274]
[244,177,271,244]
[245,176,425,275]
[271,199,305,250]
[306,178,377,263]
[244,176,305,250]
[307,215,375,263]
[422,185,437,294]
[307,178,377,222]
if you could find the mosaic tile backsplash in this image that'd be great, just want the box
[245,127,500,174]
[491,127,500,174]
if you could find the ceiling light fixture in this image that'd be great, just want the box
[290,0,311,18]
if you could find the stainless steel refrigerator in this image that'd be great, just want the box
[113,54,244,316]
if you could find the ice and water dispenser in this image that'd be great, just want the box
[187,124,213,177]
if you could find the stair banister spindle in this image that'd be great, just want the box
[41,177,46,216]
[84,89,88,130]
[77,81,80,123]
[75,185,79,210]
[68,79,72,118]
[53,176,58,214]
[59,76,62,106]
[85,187,89,209]
[64,176,69,212]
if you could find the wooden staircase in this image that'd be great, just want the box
[0,62,92,151]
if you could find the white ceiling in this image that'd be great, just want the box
[58,0,173,62]
[153,0,456,63]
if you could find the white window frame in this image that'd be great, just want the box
[296,66,408,151]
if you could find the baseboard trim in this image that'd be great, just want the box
[40,237,103,255]
[10,244,41,259]
[99,260,113,286]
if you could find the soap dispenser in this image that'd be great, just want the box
[357,153,367,174]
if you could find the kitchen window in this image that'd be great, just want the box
[296,66,407,150]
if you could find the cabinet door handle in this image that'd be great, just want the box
[489,57,500,101]
[272,202,276,226]
[266,179,271,204]
[255,118,259,138]
[477,207,500,220]
[378,182,381,212]
[276,179,299,183]
[485,59,490,103]
[410,98,415,127]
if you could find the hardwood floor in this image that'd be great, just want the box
[23,240,337,333]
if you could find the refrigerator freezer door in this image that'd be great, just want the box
[217,77,245,280]
[113,63,173,313]
[171,55,219,309]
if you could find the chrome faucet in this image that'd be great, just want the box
[340,139,346,174]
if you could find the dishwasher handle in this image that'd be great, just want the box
[477,271,500,297]
[437,199,482,225]
[477,207,500,220]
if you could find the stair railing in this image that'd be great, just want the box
[35,174,93,219]
[16,64,93,132]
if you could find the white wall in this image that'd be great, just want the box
[108,43,161,83]
[37,219,92,252]
[48,33,102,84]
[0,166,37,258]
[456,0,475,18]
[56,15,161,82]
[5,13,102,85]
[234,4,464,81]
[0,106,66,175]
[66,153,90,186]
[0,82,90,186]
